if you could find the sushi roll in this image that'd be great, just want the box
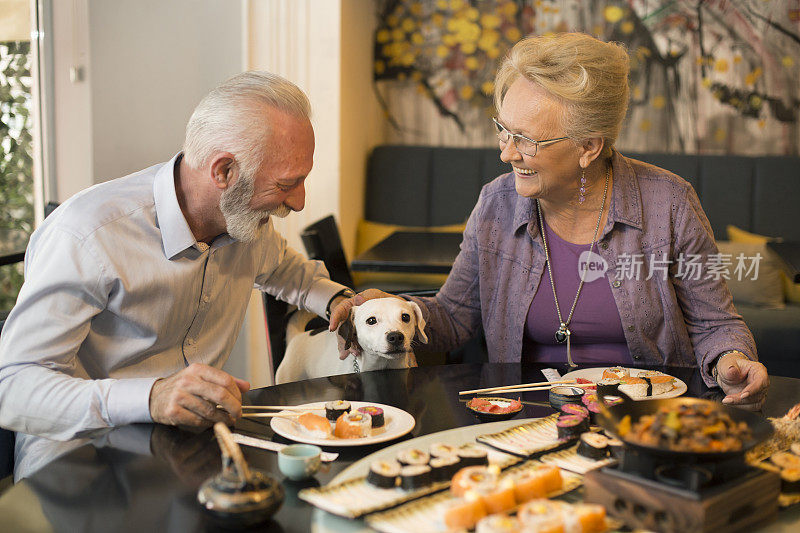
[396,448,430,466]
[531,464,563,494]
[429,442,459,459]
[557,414,589,440]
[607,437,624,459]
[511,469,547,503]
[602,367,629,380]
[596,378,620,396]
[367,460,401,488]
[517,499,569,531]
[571,503,608,533]
[296,412,332,439]
[560,403,589,419]
[324,400,351,421]
[480,477,516,514]
[430,455,461,482]
[334,411,372,439]
[604,396,623,407]
[780,468,800,494]
[648,375,675,395]
[585,402,601,424]
[458,445,489,467]
[577,433,609,460]
[581,393,598,406]
[400,464,432,490]
[451,465,498,497]
[357,405,385,428]
[475,514,521,533]
[549,386,586,411]
[617,377,649,399]
[443,491,487,531]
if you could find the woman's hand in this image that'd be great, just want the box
[716,352,769,410]
[328,289,399,360]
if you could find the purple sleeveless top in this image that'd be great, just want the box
[523,219,632,365]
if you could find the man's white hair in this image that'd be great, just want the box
[183,71,311,177]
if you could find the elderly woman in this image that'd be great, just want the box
[331,32,768,410]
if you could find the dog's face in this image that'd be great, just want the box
[338,297,427,358]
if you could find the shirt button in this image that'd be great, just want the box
[612,280,621,288]
[633,354,640,360]
[203,295,210,303]
[627,325,635,332]
[600,242,608,250]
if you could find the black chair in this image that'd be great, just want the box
[262,293,290,375]
[301,215,439,297]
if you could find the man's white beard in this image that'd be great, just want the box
[219,172,291,243]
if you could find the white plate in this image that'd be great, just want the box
[560,367,687,400]
[270,401,415,447]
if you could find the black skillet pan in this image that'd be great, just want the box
[595,388,773,462]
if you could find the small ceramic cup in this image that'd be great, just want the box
[278,444,322,481]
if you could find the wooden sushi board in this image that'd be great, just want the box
[584,466,780,533]
[475,414,574,457]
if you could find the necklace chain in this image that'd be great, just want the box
[536,165,610,367]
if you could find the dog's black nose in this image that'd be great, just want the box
[386,331,404,346]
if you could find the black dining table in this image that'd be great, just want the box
[351,231,462,274]
[1,363,799,532]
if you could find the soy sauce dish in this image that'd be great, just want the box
[465,397,523,421]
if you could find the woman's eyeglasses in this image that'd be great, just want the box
[492,117,569,157]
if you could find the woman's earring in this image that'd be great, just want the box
[579,169,587,204]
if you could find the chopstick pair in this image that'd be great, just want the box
[458,379,576,396]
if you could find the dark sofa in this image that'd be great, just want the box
[365,145,800,377]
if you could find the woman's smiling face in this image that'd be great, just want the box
[497,78,583,202]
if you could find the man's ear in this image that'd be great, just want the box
[408,301,428,344]
[209,152,237,190]
[336,310,360,351]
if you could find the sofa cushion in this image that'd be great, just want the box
[716,241,785,309]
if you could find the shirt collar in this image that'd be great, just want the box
[511,149,644,237]
[153,153,201,259]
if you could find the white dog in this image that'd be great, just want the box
[275,297,427,383]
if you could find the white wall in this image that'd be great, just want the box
[52,0,244,198]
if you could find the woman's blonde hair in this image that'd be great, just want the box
[494,33,629,157]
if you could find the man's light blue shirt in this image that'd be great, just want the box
[0,154,342,479]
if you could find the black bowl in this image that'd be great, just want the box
[465,396,524,422]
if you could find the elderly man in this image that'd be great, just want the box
[0,71,352,480]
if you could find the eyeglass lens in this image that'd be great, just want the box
[493,119,536,156]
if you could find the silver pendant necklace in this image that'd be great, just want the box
[536,165,610,367]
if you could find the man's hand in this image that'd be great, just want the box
[716,352,769,411]
[149,363,251,428]
[329,288,398,360]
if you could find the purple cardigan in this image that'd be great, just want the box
[408,151,757,386]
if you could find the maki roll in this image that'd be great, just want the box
[585,401,601,424]
[324,400,351,421]
[577,433,609,460]
[451,465,498,497]
[549,386,586,411]
[334,411,372,439]
[607,437,624,459]
[429,442,459,458]
[397,448,430,466]
[560,403,589,419]
[602,367,629,380]
[430,455,461,482]
[581,393,598,406]
[556,414,588,440]
[443,491,487,531]
[357,405,385,428]
[367,459,401,488]
[481,477,516,514]
[400,464,432,490]
[457,446,489,467]
[596,378,620,396]
[475,514,521,533]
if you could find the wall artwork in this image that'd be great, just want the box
[373,0,800,155]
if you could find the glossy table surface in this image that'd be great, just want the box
[2,363,799,532]
[351,231,462,274]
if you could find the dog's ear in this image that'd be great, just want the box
[408,301,428,344]
[336,309,360,351]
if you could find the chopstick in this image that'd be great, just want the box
[241,405,322,411]
[241,412,312,419]
[458,379,576,396]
